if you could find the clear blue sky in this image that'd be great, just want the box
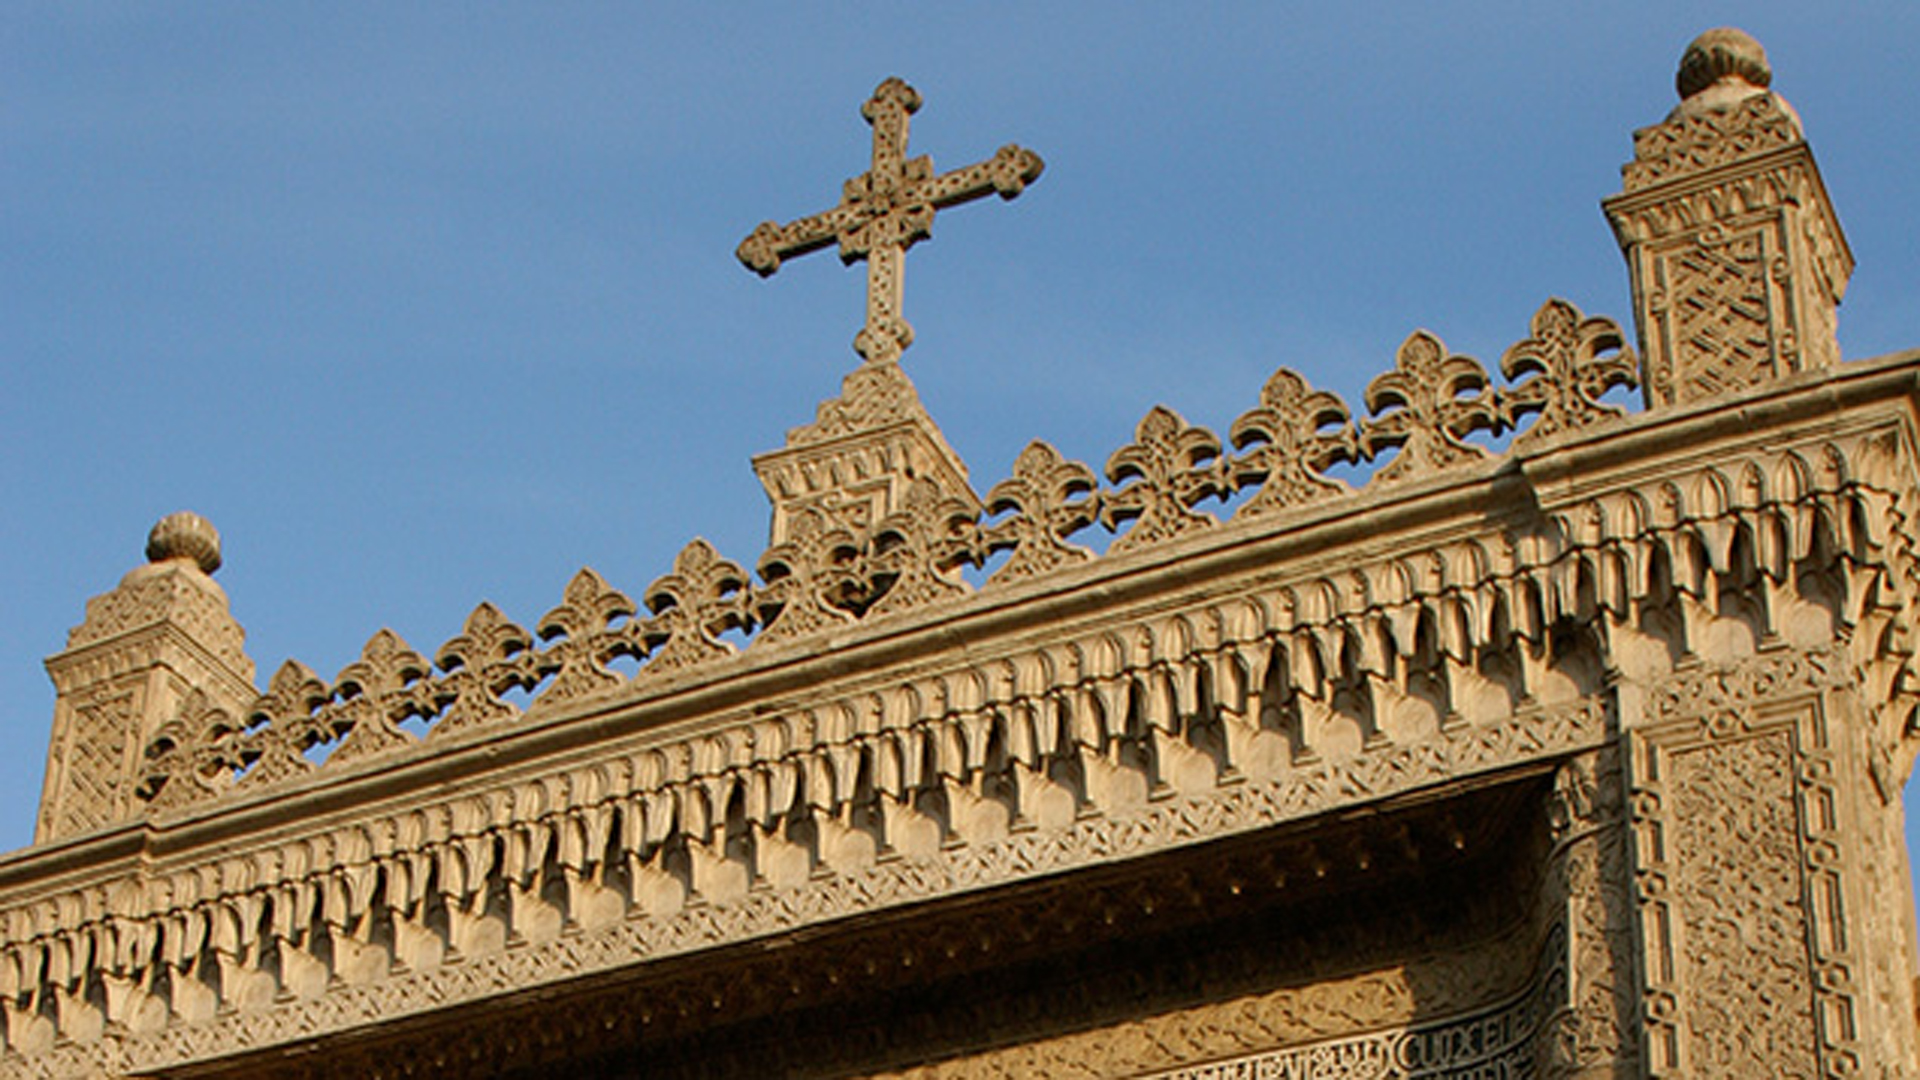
[6,4,1919,885]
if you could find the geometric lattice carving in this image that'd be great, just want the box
[1665,227,1772,400]
[51,690,136,835]
[1604,27,1852,409]
[1667,730,1819,1075]
[1630,653,1855,1076]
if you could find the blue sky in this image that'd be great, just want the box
[5,2,1919,885]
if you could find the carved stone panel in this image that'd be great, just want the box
[1628,654,1862,1077]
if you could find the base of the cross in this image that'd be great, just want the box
[753,361,979,546]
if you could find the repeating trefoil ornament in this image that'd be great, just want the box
[1104,406,1227,555]
[432,602,536,737]
[534,569,638,707]
[328,629,434,763]
[640,539,751,677]
[864,478,978,618]
[756,508,862,644]
[235,659,331,789]
[129,300,1650,808]
[140,689,243,811]
[1229,368,1358,517]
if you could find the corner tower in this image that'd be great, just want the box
[36,513,256,843]
[1603,27,1853,407]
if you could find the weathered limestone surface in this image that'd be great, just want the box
[3,28,1917,1080]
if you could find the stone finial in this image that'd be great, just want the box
[1676,27,1770,100]
[1603,28,1850,408]
[145,511,223,574]
[1669,28,1800,131]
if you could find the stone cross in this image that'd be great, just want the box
[737,78,1044,365]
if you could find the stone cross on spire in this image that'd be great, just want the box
[736,77,1044,365]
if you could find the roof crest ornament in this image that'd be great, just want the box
[736,77,1044,367]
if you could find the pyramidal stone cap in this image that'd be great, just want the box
[145,511,223,575]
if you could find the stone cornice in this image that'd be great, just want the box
[5,349,1918,887]
[0,351,1913,1073]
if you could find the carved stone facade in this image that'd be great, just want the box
[4,27,1917,1080]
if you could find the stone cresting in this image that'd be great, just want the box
[136,298,1639,807]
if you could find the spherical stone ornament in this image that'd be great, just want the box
[1677,27,1771,100]
[146,511,223,575]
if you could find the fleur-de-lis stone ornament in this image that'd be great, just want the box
[433,602,536,737]
[982,440,1100,586]
[641,539,752,677]
[1360,330,1497,484]
[534,568,637,707]
[756,508,862,644]
[1103,406,1227,555]
[866,478,979,618]
[1500,298,1639,450]
[140,688,243,812]
[1228,368,1357,517]
[329,629,433,763]
[229,659,332,791]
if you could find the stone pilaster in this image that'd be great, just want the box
[1614,648,1920,1076]
[1602,28,1852,409]
[36,513,256,843]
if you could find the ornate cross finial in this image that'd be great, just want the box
[737,78,1044,365]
